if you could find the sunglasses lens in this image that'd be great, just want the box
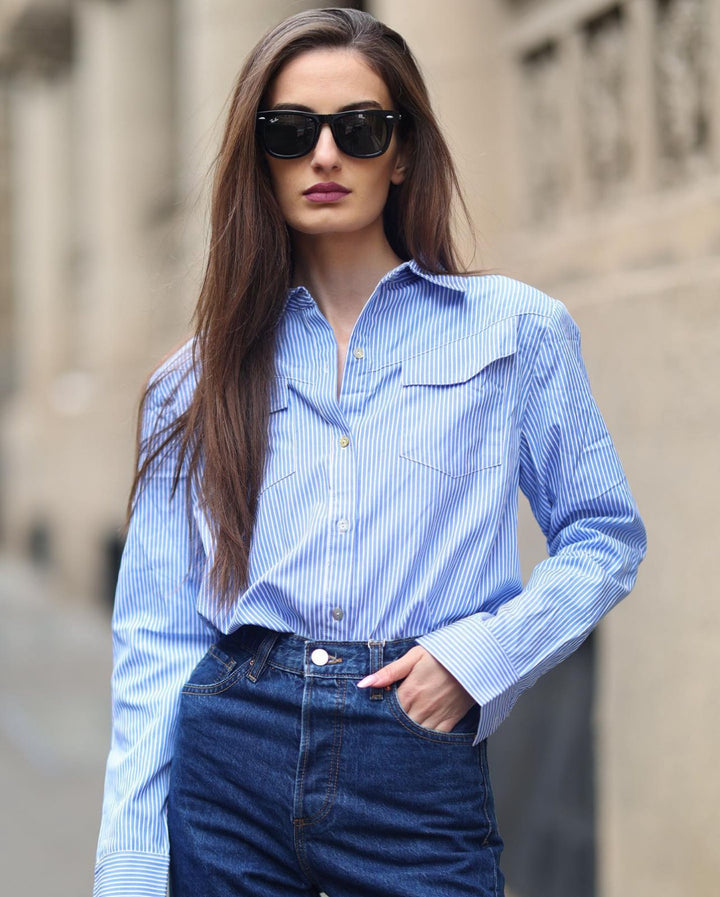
[335,111,390,157]
[262,113,317,158]
[259,110,395,158]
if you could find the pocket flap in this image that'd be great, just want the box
[269,377,289,412]
[402,317,517,386]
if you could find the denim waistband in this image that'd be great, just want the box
[222,625,418,681]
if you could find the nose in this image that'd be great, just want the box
[311,122,342,169]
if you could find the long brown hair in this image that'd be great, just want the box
[131,7,474,610]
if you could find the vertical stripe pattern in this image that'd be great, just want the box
[94,262,646,896]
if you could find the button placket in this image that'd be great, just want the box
[324,334,361,639]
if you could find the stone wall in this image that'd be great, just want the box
[495,5,720,893]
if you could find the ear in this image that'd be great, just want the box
[390,149,408,186]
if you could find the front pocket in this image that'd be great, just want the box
[399,319,516,477]
[181,643,252,695]
[387,684,479,745]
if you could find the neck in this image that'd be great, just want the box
[291,225,403,337]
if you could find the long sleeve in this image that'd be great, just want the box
[417,300,647,742]
[94,378,216,897]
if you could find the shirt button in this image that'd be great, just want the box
[310,648,329,666]
[352,347,365,360]
[339,435,350,448]
[337,519,349,533]
[331,607,344,621]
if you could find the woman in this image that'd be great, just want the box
[94,8,646,897]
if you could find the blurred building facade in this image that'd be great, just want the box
[0,1,718,896]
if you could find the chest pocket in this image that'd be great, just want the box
[399,318,516,478]
[259,377,296,494]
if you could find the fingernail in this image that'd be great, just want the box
[357,675,376,688]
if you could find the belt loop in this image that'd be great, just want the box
[246,630,280,683]
[368,640,385,701]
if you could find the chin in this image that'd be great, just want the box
[296,224,359,237]
[290,213,383,239]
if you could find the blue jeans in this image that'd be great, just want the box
[168,626,504,896]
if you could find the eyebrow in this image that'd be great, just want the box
[268,100,385,113]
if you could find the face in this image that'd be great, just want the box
[262,48,406,240]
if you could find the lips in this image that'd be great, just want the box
[303,182,351,203]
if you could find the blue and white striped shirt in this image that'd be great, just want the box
[94,261,645,895]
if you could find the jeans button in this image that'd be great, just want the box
[310,648,329,666]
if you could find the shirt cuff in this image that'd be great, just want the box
[94,851,169,897]
[416,615,520,744]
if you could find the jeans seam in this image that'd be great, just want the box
[292,819,316,886]
[207,646,236,671]
[293,677,314,881]
[479,742,499,897]
[180,662,249,696]
[305,679,346,826]
[294,680,347,828]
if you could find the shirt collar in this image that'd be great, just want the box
[285,259,466,311]
[405,260,467,294]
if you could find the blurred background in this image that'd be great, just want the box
[0,0,718,895]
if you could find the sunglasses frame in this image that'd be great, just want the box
[256,108,403,159]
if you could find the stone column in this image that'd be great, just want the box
[0,83,12,404]
[52,0,177,597]
[707,0,720,170]
[74,0,175,372]
[626,0,658,193]
[0,3,73,556]
[560,25,589,215]
[369,0,506,263]
[10,78,70,392]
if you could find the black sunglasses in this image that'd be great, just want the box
[256,108,402,159]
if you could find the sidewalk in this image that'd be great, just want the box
[0,554,112,896]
